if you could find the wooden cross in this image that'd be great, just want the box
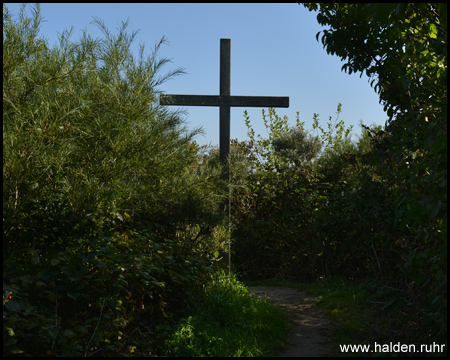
[160,38,289,187]
[160,39,288,275]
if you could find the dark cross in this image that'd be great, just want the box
[161,38,289,185]
[160,39,289,275]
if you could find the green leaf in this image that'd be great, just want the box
[428,23,438,39]
[63,329,76,338]
[47,292,55,302]
[47,329,57,340]
[35,281,46,289]
[430,200,442,219]
[5,302,21,312]
[67,291,80,300]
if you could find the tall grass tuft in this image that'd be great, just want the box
[163,270,290,357]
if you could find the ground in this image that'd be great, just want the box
[249,286,335,357]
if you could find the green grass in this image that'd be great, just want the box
[161,270,290,357]
[302,278,394,357]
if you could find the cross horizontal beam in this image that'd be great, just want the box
[160,94,289,108]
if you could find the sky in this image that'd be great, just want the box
[5,3,389,147]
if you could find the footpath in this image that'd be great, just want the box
[249,286,335,357]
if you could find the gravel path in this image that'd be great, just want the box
[248,286,335,357]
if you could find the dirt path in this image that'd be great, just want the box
[249,286,335,357]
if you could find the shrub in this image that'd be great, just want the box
[3,4,225,356]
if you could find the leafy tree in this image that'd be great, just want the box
[3,3,224,255]
[303,2,446,234]
[304,3,447,344]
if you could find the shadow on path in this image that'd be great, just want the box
[249,286,336,357]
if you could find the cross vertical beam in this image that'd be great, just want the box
[220,39,231,183]
[219,40,232,275]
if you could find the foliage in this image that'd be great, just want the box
[162,270,290,357]
[231,99,445,345]
[272,126,322,166]
[3,2,446,354]
[304,3,446,121]
[3,4,226,356]
[3,229,216,356]
[304,2,447,345]
[229,107,362,284]
[232,105,353,281]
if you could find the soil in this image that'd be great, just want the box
[248,286,336,357]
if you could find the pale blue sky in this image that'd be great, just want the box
[5,3,388,147]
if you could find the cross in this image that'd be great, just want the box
[160,39,289,275]
[160,38,289,189]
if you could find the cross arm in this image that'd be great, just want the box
[160,94,289,108]
[160,95,222,106]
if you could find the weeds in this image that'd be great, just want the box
[162,270,290,357]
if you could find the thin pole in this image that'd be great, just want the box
[228,179,231,277]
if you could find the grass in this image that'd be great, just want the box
[160,270,291,357]
[302,278,395,357]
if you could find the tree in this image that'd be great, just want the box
[303,4,446,230]
[304,3,447,344]
[304,4,446,119]
[3,4,223,253]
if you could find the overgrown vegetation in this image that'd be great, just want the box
[162,270,289,357]
[2,4,230,356]
[229,3,446,354]
[3,3,446,357]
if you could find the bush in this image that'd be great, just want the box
[3,4,226,356]
[3,226,216,356]
[231,103,446,345]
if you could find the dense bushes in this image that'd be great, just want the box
[231,102,446,345]
[3,225,216,356]
[3,4,226,356]
[231,105,402,281]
